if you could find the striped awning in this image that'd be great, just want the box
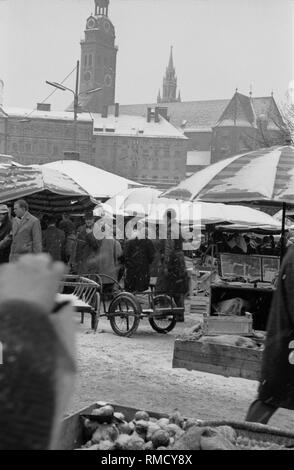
[0,160,95,214]
[163,145,294,205]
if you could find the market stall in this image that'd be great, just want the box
[0,158,96,215]
[167,146,294,380]
[43,160,141,200]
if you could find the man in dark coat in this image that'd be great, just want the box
[246,245,294,423]
[10,200,42,262]
[42,216,65,262]
[73,212,96,274]
[0,205,12,264]
[124,226,155,292]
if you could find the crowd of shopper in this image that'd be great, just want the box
[0,201,189,310]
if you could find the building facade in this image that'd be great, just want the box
[0,105,93,165]
[116,91,288,174]
[0,104,187,189]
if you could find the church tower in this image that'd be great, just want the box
[158,46,181,103]
[79,0,118,113]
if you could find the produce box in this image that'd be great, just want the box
[58,403,168,450]
[172,338,262,380]
[58,402,294,450]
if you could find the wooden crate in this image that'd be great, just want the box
[189,295,209,315]
[205,316,253,336]
[58,403,168,450]
[58,401,294,450]
[172,338,262,381]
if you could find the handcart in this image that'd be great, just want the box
[88,273,184,337]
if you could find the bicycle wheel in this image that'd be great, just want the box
[108,293,141,337]
[149,294,177,334]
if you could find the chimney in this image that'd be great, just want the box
[114,103,119,117]
[147,107,156,123]
[37,103,51,111]
[154,107,160,123]
[156,106,168,120]
[37,103,51,112]
[63,151,80,160]
[102,104,108,118]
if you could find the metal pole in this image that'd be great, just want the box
[73,60,80,152]
[280,202,286,263]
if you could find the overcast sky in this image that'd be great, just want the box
[0,0,293,111]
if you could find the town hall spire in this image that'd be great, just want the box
[158,46,180,103]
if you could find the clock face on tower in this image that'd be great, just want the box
[103,20,111,32]
[84,71,92,82]
[87,18,96,29]
[104,73,112,87]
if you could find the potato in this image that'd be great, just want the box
[146,423,161,441]
[144,441,154,450]
[151,430,170,449]
[135,420,149,437]
[157,418,170,429]
[134,411,150,422]
[117,421,133,435]
[92,423,119,444]
[215,426,237,444]
[114,434,132,450]
[165,423,182,437]
[95,401,109,407]
[114,411,125,421]
[169,410,184,428]
[91,405,114,424]
[98,440,116,450]
[128,421,135,433]
[125,435,145,450]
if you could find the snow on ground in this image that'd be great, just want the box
[67,311,294,431]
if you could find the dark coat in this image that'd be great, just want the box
[124,238,155,292]
[73,226,97,274]
[156,238,189,296]
[42,226,65,261]
[258,246,294,410]
[10,212,42,262]
[0,218,12,264]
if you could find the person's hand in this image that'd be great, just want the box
[0,254,66,313]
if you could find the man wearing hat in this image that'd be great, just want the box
[0,204,12,264]
[10,199,42,262]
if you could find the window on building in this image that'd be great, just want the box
[53,145,59,156]
[12,142,18,152]
[84,55,88,66]
[88,54,92,66]
[97,55,101,64]
[25,143,32,153]
[104,57,108,65]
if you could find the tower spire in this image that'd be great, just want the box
[168,46,174,72]
[157,46,179,103]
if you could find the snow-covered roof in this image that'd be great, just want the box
[91,113,187,139]
[43,160,142,199]
[2,106,92,122]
